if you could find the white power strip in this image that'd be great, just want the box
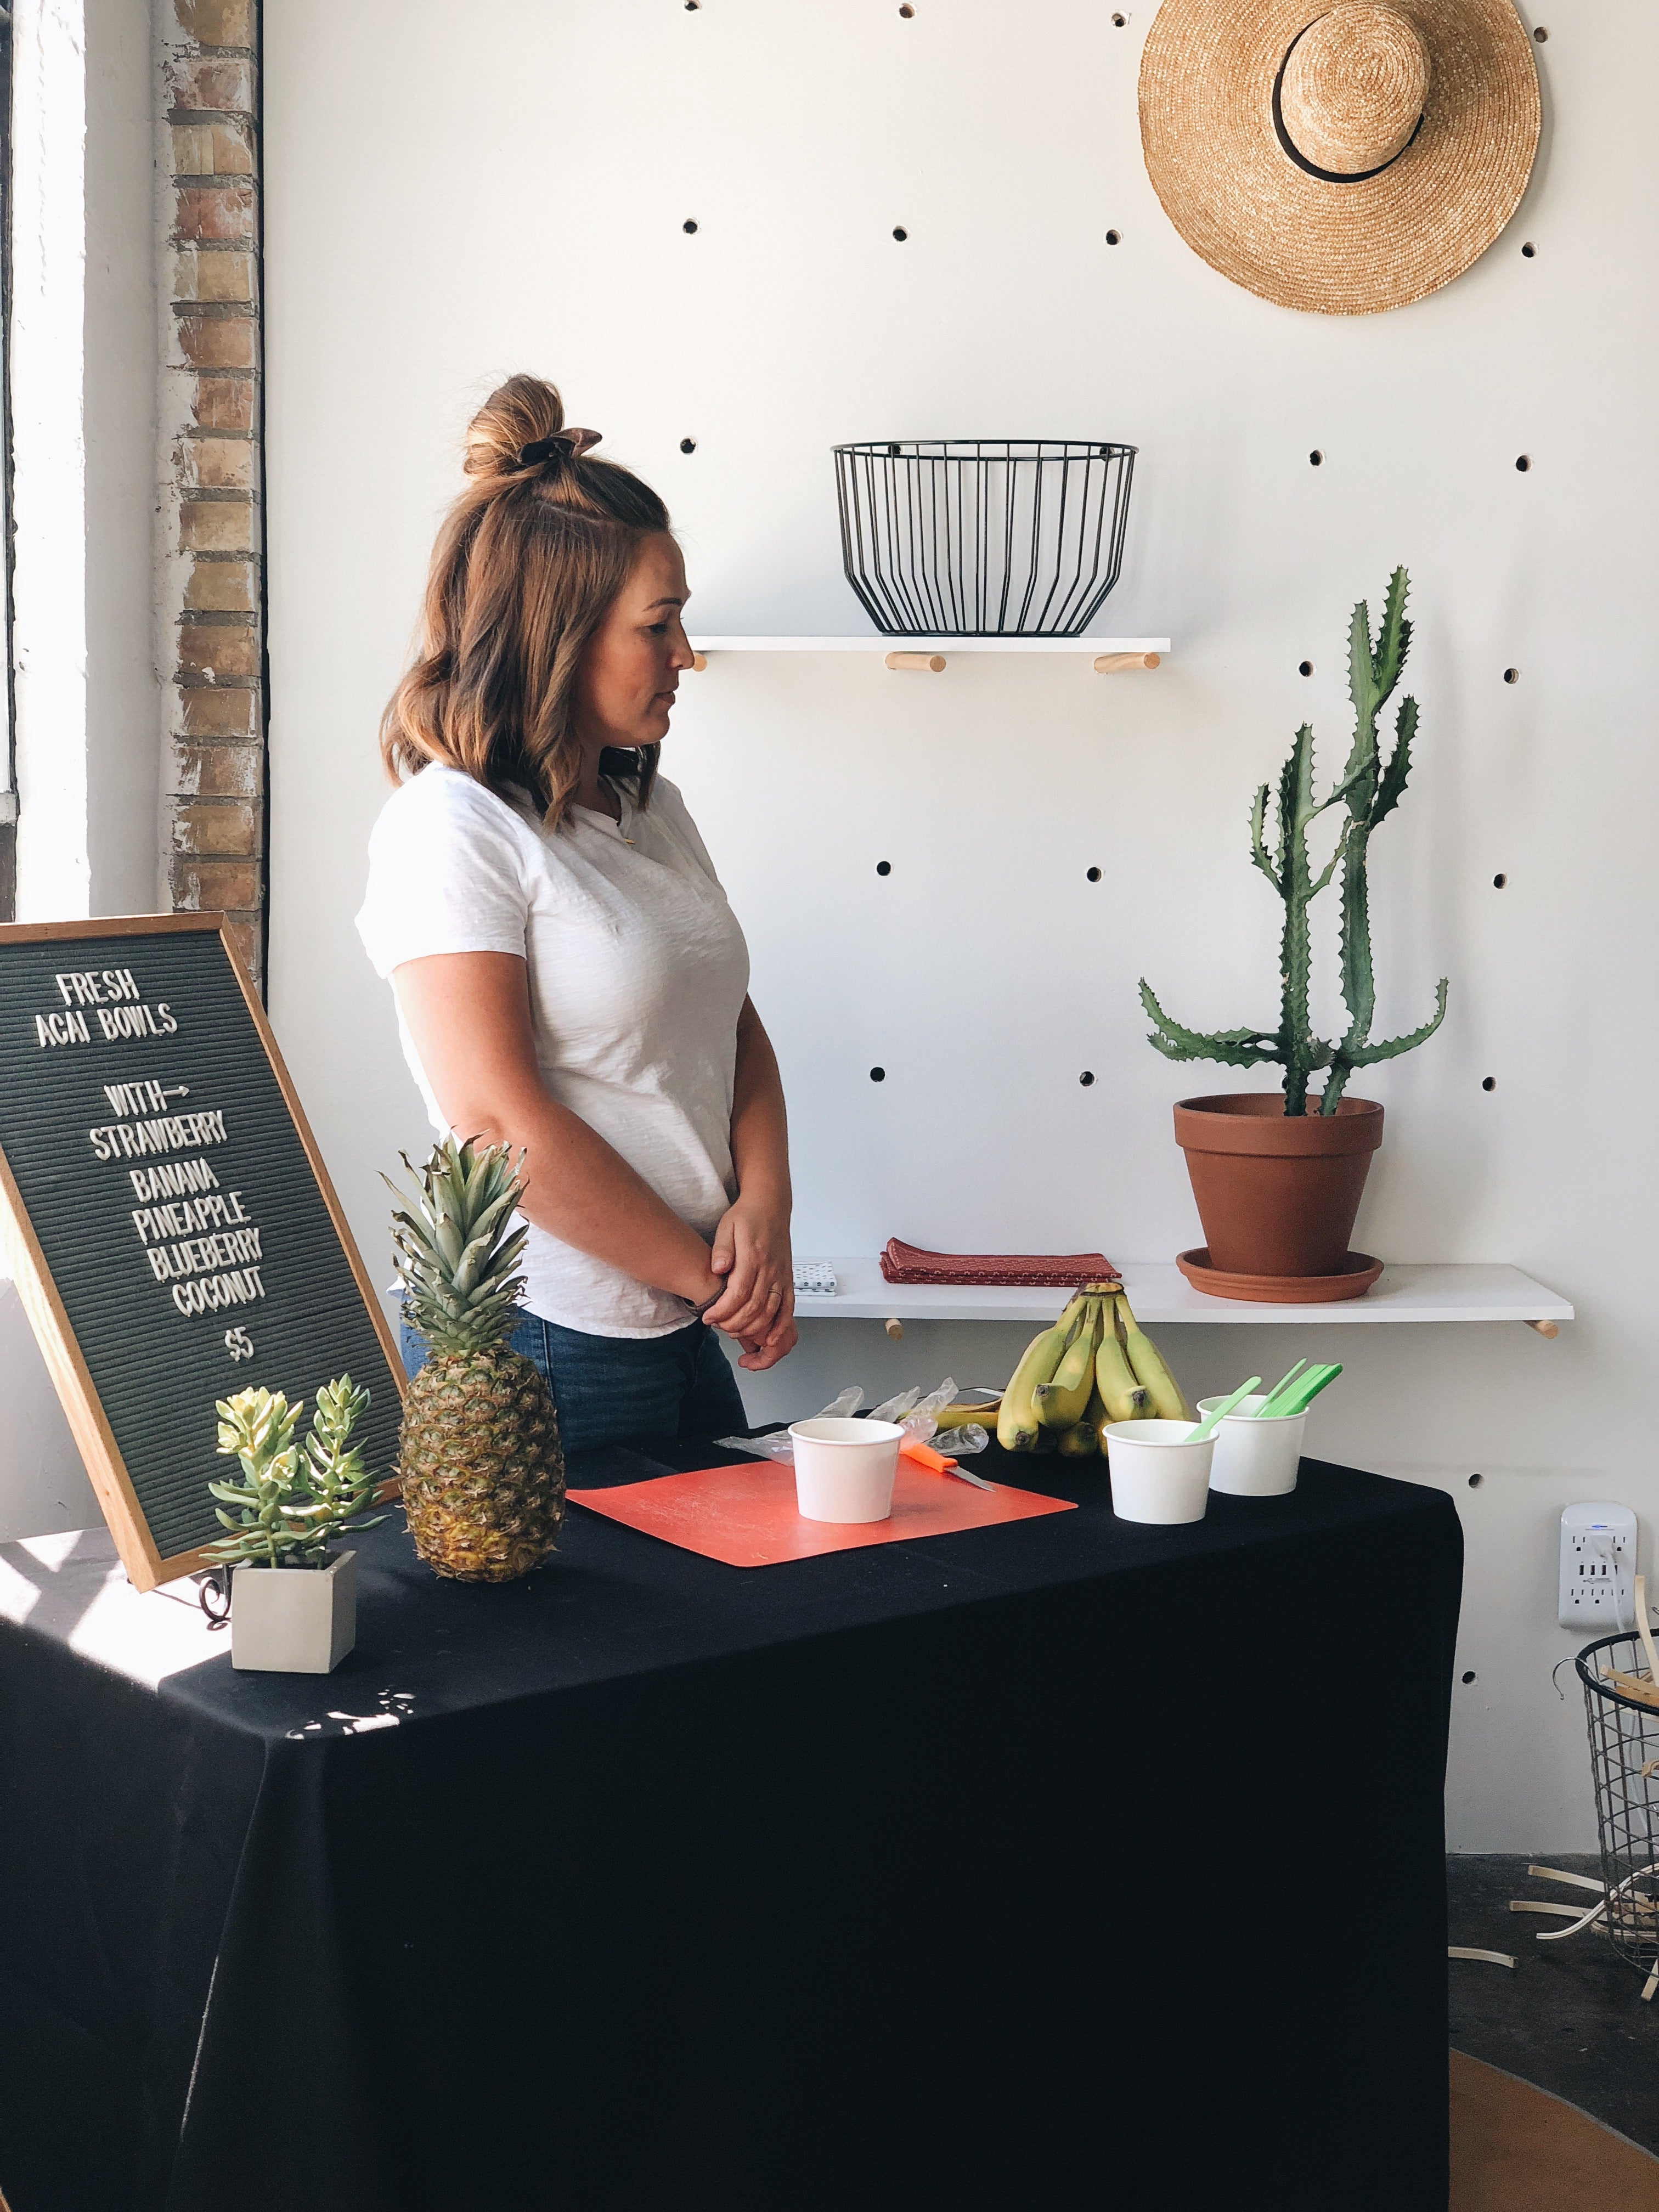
[1559,1502,1638,1632]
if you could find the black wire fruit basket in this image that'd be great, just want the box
[1576,1633,1659,1982]
[832,438,1137,637]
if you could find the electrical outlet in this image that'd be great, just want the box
[1559,1503,1638,1631]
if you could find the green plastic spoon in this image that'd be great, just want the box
[1263,1363,1343,1419]
[1251,1359,1308,1418]
[1188,1377,1262,1445]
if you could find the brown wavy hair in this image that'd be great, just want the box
[380,374,672,826]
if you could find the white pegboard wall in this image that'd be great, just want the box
[261,0,1656,1848]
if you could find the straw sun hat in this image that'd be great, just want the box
[1138,1,1541,315]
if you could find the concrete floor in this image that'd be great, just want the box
[1448,1854,1659,2156]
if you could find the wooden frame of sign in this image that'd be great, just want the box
[0,913,404,1592]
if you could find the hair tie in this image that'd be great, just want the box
[517,427,602,469]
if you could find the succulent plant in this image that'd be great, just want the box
[203,1378,385,1570]
[1140,566,1448,1115]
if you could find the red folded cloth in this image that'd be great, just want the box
[879,1239,1120,1289]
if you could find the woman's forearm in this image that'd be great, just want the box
[479,1088,725,1306]
[730,997,791,1207]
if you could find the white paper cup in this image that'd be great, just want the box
[1103,1419,1215,1525]
[1197,1395,1306,1497]
[788,1417,903,1523]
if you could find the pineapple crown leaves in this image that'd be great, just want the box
[384,1137,531,1356]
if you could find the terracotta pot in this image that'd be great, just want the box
[1172,1094,1384,1279]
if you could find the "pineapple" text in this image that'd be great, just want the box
[131,1189,251,1246]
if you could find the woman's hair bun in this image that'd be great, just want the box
[463,374,567,480]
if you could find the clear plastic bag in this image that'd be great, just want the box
[717,1379,991,1463]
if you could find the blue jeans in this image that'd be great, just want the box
[399,1310,748,1455]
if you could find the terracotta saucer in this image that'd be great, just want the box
[1176,1248,1384,1304]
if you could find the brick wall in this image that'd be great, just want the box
[159,0,264,986]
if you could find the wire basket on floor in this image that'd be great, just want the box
[832,439,1136,637]
[1576,1632,1659,1978]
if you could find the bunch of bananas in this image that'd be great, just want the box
[996,1283,1195,1458]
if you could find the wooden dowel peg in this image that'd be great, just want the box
[885,652,946,673]
[1093,651,1161,674]
[1526,1318,1560,1338]
[884,1317,904,1340]
[690,653,708,672]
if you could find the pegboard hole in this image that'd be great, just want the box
[684,2,699,9]
[1468,1472,1484,1488]
[892,226,909,241]
[679,437,697,454]
[1299,660,1314,677]
[1482,1076,1497,1092]
[870,1066,886,1082]
[1111,9,1127,22]
[1105,229,1121,245]
[1521,240,1537,258]
[1492,872,1507,889]
[1309,449,1324,466]
[1515,454,1532,472]
[899,3,915,14]
[1086,865,1102,883]
[1504,667,1521,685]
[1079,1071,1096,1087]
[1462,1670,1477,1685]
[682,218,699,234]
[1532,23,1548,40]
[875,860,891,877]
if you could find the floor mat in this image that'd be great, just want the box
[1452,2050,1659,2210]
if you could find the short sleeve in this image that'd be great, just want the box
[356,770,532,978]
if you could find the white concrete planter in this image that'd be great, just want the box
[231,1550,357,1673]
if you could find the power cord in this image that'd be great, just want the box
[1587,1530,1630,1634]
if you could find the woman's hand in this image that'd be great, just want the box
[702,1193,797,1371]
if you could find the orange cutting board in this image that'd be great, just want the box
[567,1456,1077,1568]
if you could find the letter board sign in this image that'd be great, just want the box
[0,916,403,1590]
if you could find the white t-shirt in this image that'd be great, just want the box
[356,764,751,1338]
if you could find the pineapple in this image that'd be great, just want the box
[388,1138,564,1582]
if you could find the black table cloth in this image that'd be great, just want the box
[0,1443,1461,2212]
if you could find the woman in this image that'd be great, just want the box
[357,374,795,1452]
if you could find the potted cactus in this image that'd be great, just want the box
[205,1377,386,1673]
[1139,568,1448,1299]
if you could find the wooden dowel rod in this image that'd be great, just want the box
[885,652,946,673]
[884,1317,904,1340]
[1526,1318,1560,1338]
[690,653,708,672]
[1093,651,1161,674]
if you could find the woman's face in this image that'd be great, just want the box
[575,533,693,751]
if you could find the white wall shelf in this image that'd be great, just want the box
[795,1259,1573,1333]
[690,635,1171,656]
